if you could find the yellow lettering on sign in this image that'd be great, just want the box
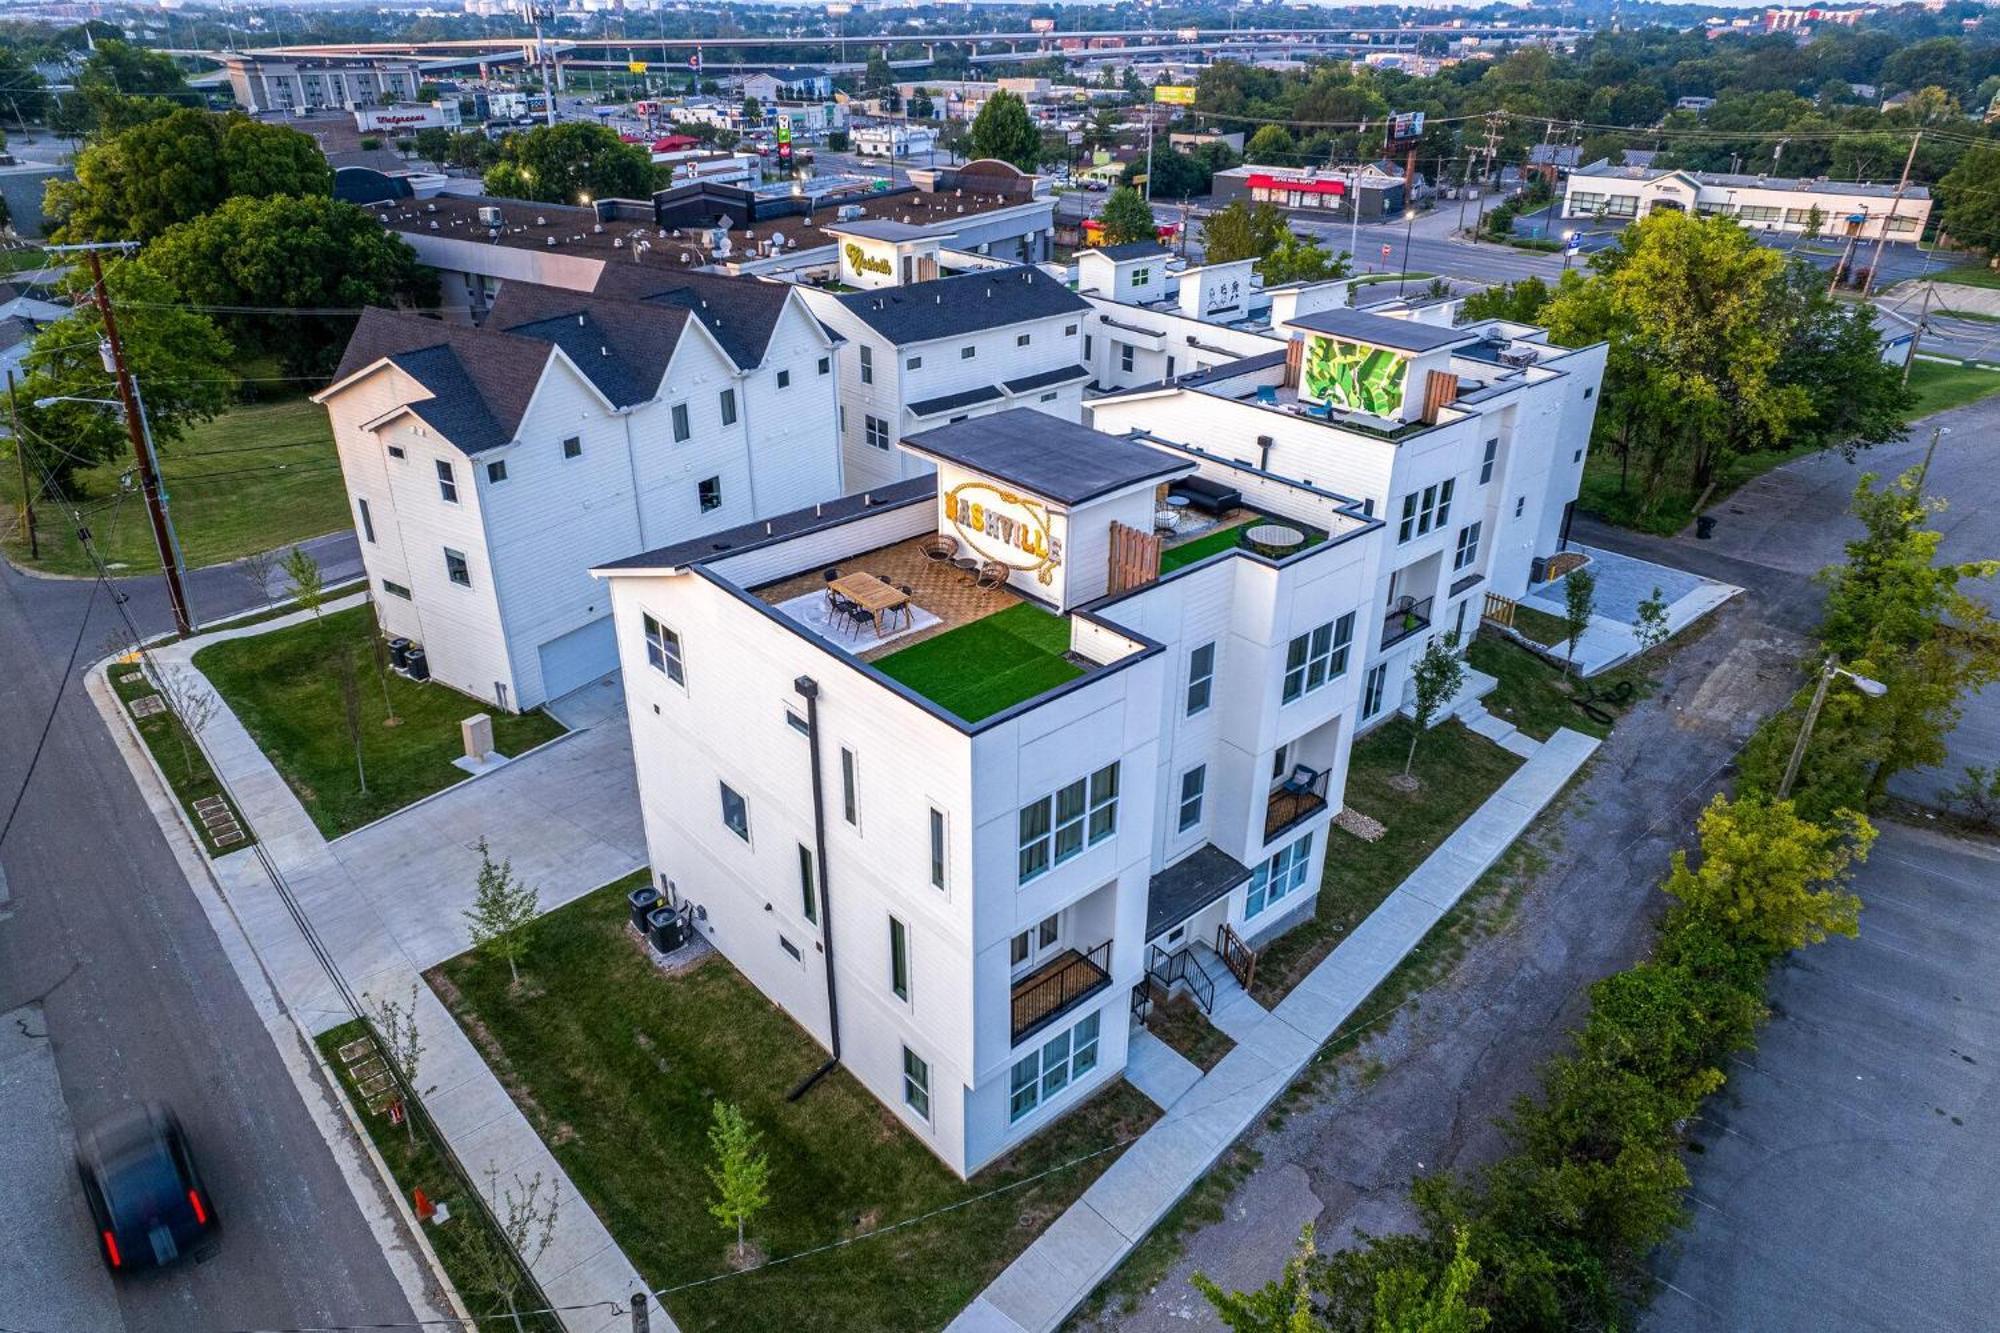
[944,483,1063,585]
[844,242,892,276]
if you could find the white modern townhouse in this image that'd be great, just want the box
[1087,304,1608,728]
[593,408,1391,1175]
[315,270,843,711]
[1072,244,1288,390]
[799,249,1096,494]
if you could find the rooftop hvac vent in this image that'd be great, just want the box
[424,202,437,212]
[535,215,547,226]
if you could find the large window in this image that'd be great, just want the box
[435,459,458,503]
[642,613,684,684]
[902,1046,931,1120]
[1453,521,1482,572]
[1281,613,1355,702]
[1008,1010,1101,1122]
[1178,765,1206,832]
[1362,663,1389,719]
[1247,833,1313,918]
[719,782,749,841]
[1017,763,1120,883]
[1186,642,1215,715]
[1479,438,1497,485]
[671,403,692,442]
[889,916,910,1001]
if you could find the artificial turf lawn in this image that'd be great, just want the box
[872,601,1083,722]
[193,603,564,837]
[1160,522,1250,572]
[430,872,1159,1332]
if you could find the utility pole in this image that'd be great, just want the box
[1902,281,1932,386]
[1859,131,1920,300]
[72,245,192,636]
[7,369,33,560]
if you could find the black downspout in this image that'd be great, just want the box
[787,675,843,1101]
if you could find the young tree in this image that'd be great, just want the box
[1633,584,1670,654]
[1662,794,1874,957]
[282,545,324,619]
[1193,1223,1318,1332]
[413,126,453,169]
[462,1167,562,1333]
[1404,631,1467,783]
[706,1100,770,1266]
[153,665,216,780]
[370,984,428,1144]
[1198,200,1288,265]
[463,838,540,988]
[1373,1227,1491,1333]
[1562,566,1596,677]
[1097,185,1157,246]
[370,630,401,728]
[967,89,1041,170]
[1458,275,1553,325]
[1260,231,1349,285]
[336,644,366,795]
[237,547,279,607]
[1801,203,1826,244]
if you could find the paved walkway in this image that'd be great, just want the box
[949,728,1600,1333]
[110,600,663,1333]
[1518,543,1741,677]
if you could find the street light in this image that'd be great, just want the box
[1561,228,1576,271]
[1777,655,1888,799]
[1398,207,1417,297]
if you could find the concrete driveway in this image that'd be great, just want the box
[1648,821,2000,1333]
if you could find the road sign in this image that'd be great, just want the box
[1381,244,1393,258]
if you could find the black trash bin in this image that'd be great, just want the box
[627,886,661,934]
[1695,515,1717,540]
[646,906,685,954]
[388,636,412,670]
[404,647,430,681]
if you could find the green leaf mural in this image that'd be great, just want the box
[1302,335,1408,417]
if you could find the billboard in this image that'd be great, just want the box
[1154,85,1196,105]
[1387,110,1426,146]
[1301,336,1408,418]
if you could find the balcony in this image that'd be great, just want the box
[1264,763,1330,844]
[1381,594,1434,650]
[1011,941,1113,1044]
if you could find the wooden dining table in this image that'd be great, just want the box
[829,573,910,636]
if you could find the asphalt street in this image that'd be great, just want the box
[0,525,407,1332]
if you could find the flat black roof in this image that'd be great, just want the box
[902,410,1192,507]
[1286,307,1478,354]
[597,477,936,572]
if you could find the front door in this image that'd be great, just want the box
[1010,912,1063,977]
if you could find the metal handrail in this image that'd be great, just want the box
[1266,766,1330,842]
[1145,941,1216,1013]
[1382,593,1435,648]
[1013,940,1112,1043]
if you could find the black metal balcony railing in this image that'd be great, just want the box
[1265,765,1329,843]
[1381,594,1435,649]
[1011,940,1113,1044]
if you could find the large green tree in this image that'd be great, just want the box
[1938,143,2000,257]
[0,49,49,123]
[482,121,652,204]
[1198,201,1348,285]
[967,89,1041,170]
[142,194,437,375]
[1097,185,1156,246]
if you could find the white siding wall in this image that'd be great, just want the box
[1080,296,1283,391]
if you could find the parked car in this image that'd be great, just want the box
[76,1104,218,1272]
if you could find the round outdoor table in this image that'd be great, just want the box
[1166,495,1191,509]
[1245,524,1306,555]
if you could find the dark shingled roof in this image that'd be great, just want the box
[1286,307,1478,354]
[597,476,937,573]
[487,282,693,406]
[331,309,554,455]
[902,409,1192,507]
[0,314,39,349]
[836,267,1088,346]
[1003,363,1088,395]
[591,265,799,369]
[1082,241,1169,262]
[909,383,1005,418]
[1147,844,1252,940]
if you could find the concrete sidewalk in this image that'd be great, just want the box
[1518,543,1741,677]
[949,728,1600,1333]
[105,600,665,1333]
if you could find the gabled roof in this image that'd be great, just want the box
[836,266,1090,346]
[1080,242,1168,262]
[591,265,800,369]
[328,309,555,455]
[486,281,692,406]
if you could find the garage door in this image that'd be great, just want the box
[536,615,618,702]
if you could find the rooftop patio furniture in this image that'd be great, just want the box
[921,534,959,564]
[953,555,981,582]
[1169,477,1242,515]
[975,560,1008,591]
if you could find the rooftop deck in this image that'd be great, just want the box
[753,533,1022,660]
[1158,507,1330,573]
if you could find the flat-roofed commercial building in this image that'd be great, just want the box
[1562,160,1931,240]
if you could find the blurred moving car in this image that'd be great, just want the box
[76,1103,217,1271]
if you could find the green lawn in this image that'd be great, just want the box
[1159,520,1327,573]
[1576,438,1820,538]
[1249,717,1523,1005]
[1935,307,2000,324]
[1466,632,1648,742]
[430,873,1159,1332]
[1914,266,2000,291]
[1905,358,2000,417]
[873,602,1082,722]
[1348,270,1436,287]
[110,659,255,853]
[193,604,564,837]
[3,394,348,577]
[315,1020,560,1332]
[1142,988,1235,1072]
[1507,602,1573,650]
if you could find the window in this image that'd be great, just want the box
[1009,1011,1100,1121]
[1016,332,1031,347]
[486,460,508,484]
[786,709,809,736]
[1010,913,1060,970]
[840,747,858,826]
[561,435,582,460]
[719,782,749,840]
[1573,449,1583,463]
[906,355,922,370]
[444,548,471,587]
[1247,833,1313,917]
[1017,763,1119,882]
[642,614,684,684]
[1453,521,1482,572]
[1132,266,1152,287]
[381,579,411,600]
[698,476,722,512]
[671,403,691,442]
[1178,765,1206,832]
[1514,495,1526,519]
[797,844,817,923]
[1282,613,1355,702]
[1584,387,1594,400]
[1885,215,1918,234]
[889,916,910,1001]
[719,388,737,426]
[1064,323,1078,336]
[960,344,976,360]
[1480,438,1497,485]
[1084,334,1093,359]
[1398,481,1453,541]
[387,444,406,460]
[902,1046,931,1119]
[776,368,791,389]
[436,459,458,503]
[1362,663,1389,718]
[859,346,874,383]
[818,356,831,375]
[1119,343,1135,374]
[929,808,946,890]
[1435,478,1454,528]
[1185,641,1215,715]
[864,414,891,450]
[779,935,802,962]
[1737,204,1780,223]
[1040,391,1058,402]
[356,497,376,543]
[1605,195,1639,219]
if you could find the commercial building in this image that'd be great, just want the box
[1211,163,1408,221]
[1561,160,1931,239]
[853,124,940,159]
[353,102,463,134]
[314,271,842,711]
[222,53,425,114]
